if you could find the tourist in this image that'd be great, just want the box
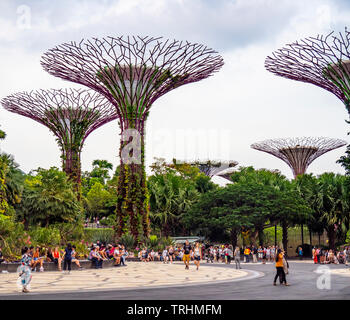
[216,246,220,262]
[149,249,155,261]
[177,249,183,262]
[141,247,149,262]
[168,245,174,263]
[62,243,73,274]
[91,246,103,269]
[32,246,44,272]
[52,247,62,271]
[162,247,169,264]
[298,246,303,260]
[220,245,225,263]
[121,245,128,266]
[258,246,263,261]
[273,249,289,286]
[271,246,276,262]
[19,247,32,293]
[262,246,267,264]
[252,246,258,263]
[226,245,233,264]
[71,245,83,269]
[183,240,192,270]
[244,246,251,263]
[320,248,325,264]
[106,244,115,259]
[234,246,241,269]
[193,243,201,270]
[266,246,271,262]
[345,246,350,266]
[208,246,214,263]
[113,246,121,265]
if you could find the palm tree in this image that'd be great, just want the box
[315,173,349,250]
[148,172,199,237]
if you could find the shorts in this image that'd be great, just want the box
[183,254,190,262]
[194,256,200,261]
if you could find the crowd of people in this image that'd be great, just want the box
[312,246,350,265]
[3,241,350,293]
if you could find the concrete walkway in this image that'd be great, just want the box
[0,261,260,296]
[1,260,349,300]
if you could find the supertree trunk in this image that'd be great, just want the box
[116,119,150,241]
[61,146,82,199]
[281,220,288,256]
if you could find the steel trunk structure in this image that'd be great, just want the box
[40,36,224,240]
[251,137,346,178]
[265,27,350,120]
[1,88,117,198]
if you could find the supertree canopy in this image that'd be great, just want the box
[216,166,239,181]
[251,137,346,178]
[171,159,238,178]
[41,36,224,240]
[265,27,350,118]
[1,88,117,197]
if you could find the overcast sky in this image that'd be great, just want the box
[0,0,349,183]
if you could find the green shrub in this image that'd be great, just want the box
[28,226,61,246]
[119,233,135,249]
[54,222,85,244]
[84,228,114,244]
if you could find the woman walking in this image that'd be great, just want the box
[234,246,242,269]
[168,245,174,264]
[18,247,32,293]
[273,249,289,286]
[194,243,201,270]
[62,243,73,274]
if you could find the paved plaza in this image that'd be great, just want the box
[0,261,259,296]
[0,261,349,299]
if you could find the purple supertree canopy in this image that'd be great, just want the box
[40,36,224,128]
[251,137,346,178]
[265,27,350,112]
[1,88,117,145]
[1,88,117,194]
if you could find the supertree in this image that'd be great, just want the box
[251,137,346,178]
[1,88,117,198]
[216,165,239,181]
[40,36,224,240]
[251,137,346,252]
[265,27,350,121]
[172,159,238,178]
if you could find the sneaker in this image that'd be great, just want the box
[22,288,30,293]
[39,267,44,272]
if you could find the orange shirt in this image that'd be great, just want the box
[275,253,283,267]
